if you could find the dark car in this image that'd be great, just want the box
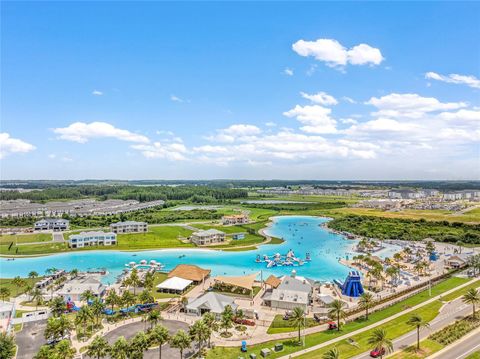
[370,348,385,358]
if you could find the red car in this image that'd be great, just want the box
[327,321,337,330]
[370,348,385,358]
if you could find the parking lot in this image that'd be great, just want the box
[15,320,47,359]
[83,319,193,359]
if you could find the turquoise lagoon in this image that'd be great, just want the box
[0,216,401,284]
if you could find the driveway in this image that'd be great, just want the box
[83,319,194,358]
[15,320,47,359]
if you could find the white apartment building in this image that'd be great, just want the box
[222,214,249,225]
[68,231,117,248]
[110,221,148,234]
[190,229,226,246]
[34,218,70,231]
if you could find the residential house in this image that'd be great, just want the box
[68,231,117,248]
[34,218,70,231]
[186,292,238,317]
[110,221,148,234]
[190,229,226,246]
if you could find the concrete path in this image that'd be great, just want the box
[273,278,479,359]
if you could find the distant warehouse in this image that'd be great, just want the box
[68,231,117,248]
[34,218,69,231]
[110,221,148,234]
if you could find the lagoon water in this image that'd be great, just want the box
[0,216,400,284]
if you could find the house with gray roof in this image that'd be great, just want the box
[34,218,69,231]
[110,221,148,234]
[262,271,314,310]
[190,229,226,246]
[186,292,238,317]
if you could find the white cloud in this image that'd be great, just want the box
[170,95,186,103]
[92,90,103,96]
[53,122,149,144]
[349,118,420,133]
[131,142,188,161]
[300,91,338,106]
[342,96,357,104]
[438,109,480,123]
[265,122,277,127]
[207,124,262,143]
[284,68,294,76]
[292,38,384,68]
[425,72,480,89]
[366,93,467,118]
[0,133,36,159]
[340,118,358,125]
[283,104,337,134]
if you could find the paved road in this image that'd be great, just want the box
[351,296,474,359]
[82,319,194,359]
[434,328,480,359]
[15,320,47,359]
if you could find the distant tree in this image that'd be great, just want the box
[49,296,66,317]
[31,287,44,310]
[138,289,154,304]
[129,269,141,296]
[463,288,480,318]
[147,310,162,330]
[105,289,120,312]
[0,332,16,359]
[219,305,234,335]
[70,268,79,278]
[328,299,347,331]
[75,306,93,339]
[91,297,105,327]
[189,319,210,355]
[322,347,340,359]
[129,331,149,359]
[202,312,218,347]
[110,336,129,359]
[359,292,375,320]
[407,314,430,350]
[289,306,306,345]
[12,276,26,297]
[86,335,110,359]
[0,287,10,301]
[149,324,170,359]
[28,271,39,280]
[80,289,95,302]
[121,290,136,310]
[170,330,192,359]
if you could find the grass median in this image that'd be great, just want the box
[206,276,470,359]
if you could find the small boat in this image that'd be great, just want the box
[7,258,14,261]
[255,254,262,263]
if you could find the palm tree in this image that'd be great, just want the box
[289,307,306,345]
[147,310,162,330]
[149,324,170,359]
[0,287,11,301]
[52,339,76,359]
[322,347,340,359]
[129,331,149,358]
[367,328,393,359]
[91,297,105,327]
[139,289,155,304]
[0,332,16,359]
[80,289,95,303]
[406,314,430,350]
[28,271,39,280]
[456,240,464,254]
[385,266,399,286]
[70,268,79,278]
[11,276,25,297]
[75,306,93,339]
[129,268,141,295]
[190,319,210,355]
[328,299,347,331]
[170,330,192,359]
[463,288,480,318]
[45,267,58,275]
[111,336,129,359]
[49,296,66,317]
[121,290,136,311]
[57,314,74,338]
[105,289,120,312]
[31,287,44,310]
[143,271,155,290]
[358,292,374,320]
[86,335,110,359]
[202,312,218,347]
[220,305,234,335]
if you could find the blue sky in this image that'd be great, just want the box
[1,2,479,180]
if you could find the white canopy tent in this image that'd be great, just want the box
[156,276,192,294]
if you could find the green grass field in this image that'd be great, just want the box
[206,276,470,359]
[0,277,41,298]
[0,233,52,244]
[267,315,319,334]
[115,226,195,250]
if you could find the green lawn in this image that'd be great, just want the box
[0,242,69,256]
[267,315,319,334]
[114,226,194,250]
[466,352,480,359]
[0,233,52,244]
[206,276,470,359]
[0,277,41,298]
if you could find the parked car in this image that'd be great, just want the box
[370,348,385,358]
[313,313,329,322]
[327,321,338,330]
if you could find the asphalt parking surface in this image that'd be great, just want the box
[15,320,48,359]
[83,319,194,359]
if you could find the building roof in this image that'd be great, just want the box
[110,221,147,226]
[69,231,116,239]
[186,292,237,314]
[35,218,69,224]
[317,294,335,305]
[156,276,192,291]
[192,229,225,237]
[266,274,313,305]
[214,272,259,291]
[57,277,105,297]
[168,264,211,282]
[265,275,281,289]
[0,301,14,313]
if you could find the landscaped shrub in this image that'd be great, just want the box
[428,315,480,345]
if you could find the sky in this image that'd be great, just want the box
[1,1,479,180]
